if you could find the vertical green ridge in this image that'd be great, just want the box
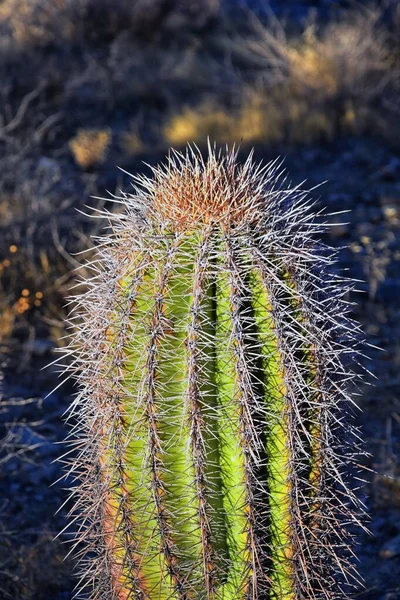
[122,252,177,599]
[154,234,204,594]
[98,255,151,599]
[186,230,228,597]
[251,269,295,600]
[215,258,250,600]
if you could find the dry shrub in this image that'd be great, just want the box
[164,88,311,147]
[0,154,105,349]
[69,128,111,169]
[164,7,398,148]
[121,123,145,156]
[244,7,398,139]
[122,132,144,156]
[164,103,237,146]
[0,236,69,348]
[0,306,16,342]
[131,0,220,35]
[0,0,134,48]
[237,88,285,143]
[0,0,220,48]
[0,0,76,46]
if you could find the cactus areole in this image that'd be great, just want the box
[65,145,364,600]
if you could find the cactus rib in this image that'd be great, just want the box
[186,229,228,596]
[63,144,365,600]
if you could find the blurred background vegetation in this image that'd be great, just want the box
[0,1,399,598]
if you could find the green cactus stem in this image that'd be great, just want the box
[63,145,365,600]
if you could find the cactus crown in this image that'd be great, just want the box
[63,145,365,600]
[140,147,273,229]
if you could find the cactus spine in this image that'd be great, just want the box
[64,145,364,600]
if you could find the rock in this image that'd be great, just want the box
[369,207,384,223]
[37,157,61,182]
[329,223,349,238]
[383,206,398,222]
[132,0,220,37]
[351,144,377,168]
[359,192,379,205]
[25,460,58,485]
[380,592,400,600]
[376,279,400,304]
[326,192,354,207]
[380,533,400,559]
[371,158,400,182]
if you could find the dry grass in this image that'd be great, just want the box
[69,128,111,169]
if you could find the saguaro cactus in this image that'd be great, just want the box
[64,145,364,600]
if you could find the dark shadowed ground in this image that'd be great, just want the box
[0,1,399,598]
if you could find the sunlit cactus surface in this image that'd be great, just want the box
[64,145,364,600]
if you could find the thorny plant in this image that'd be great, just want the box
[59,145,367,599]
